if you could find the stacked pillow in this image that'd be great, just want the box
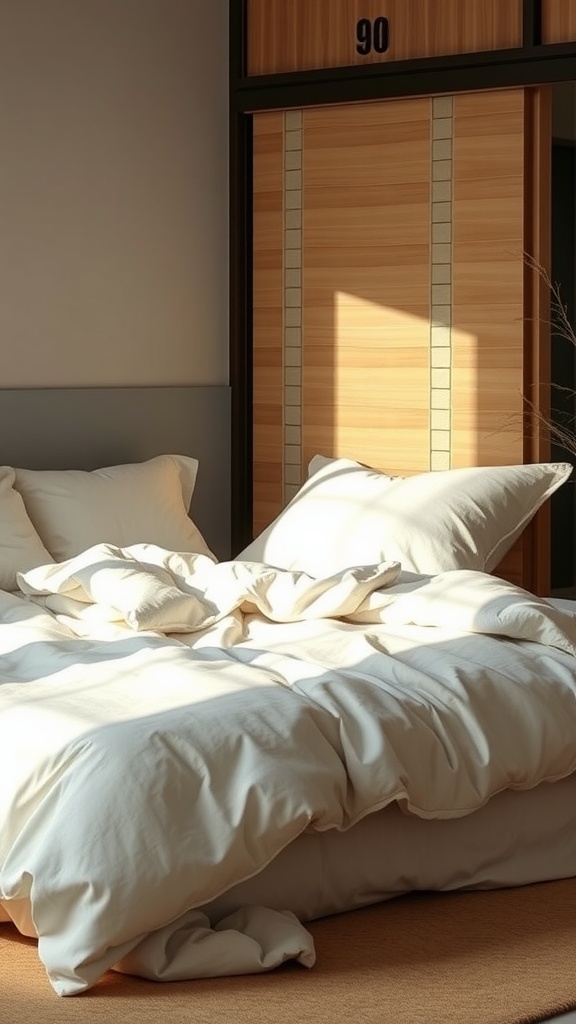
[0,454,214,591]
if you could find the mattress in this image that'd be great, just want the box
[206,770,576,921]
[4,770,576,940]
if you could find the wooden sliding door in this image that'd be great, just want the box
[252,87,551,591]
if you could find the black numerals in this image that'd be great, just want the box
[356,16,390,56]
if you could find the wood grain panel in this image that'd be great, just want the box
[253,113,285,536]
[542,0,576,42]
[247,0,522,75]
[451,88,551,591]
[451,89,525,472]
[302,99,431,475]
[250,90,552,592]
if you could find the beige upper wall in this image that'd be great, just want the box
[0,0,228,387]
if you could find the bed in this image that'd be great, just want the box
[2,446,576,998]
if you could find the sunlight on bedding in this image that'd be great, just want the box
[4,541,576,996]
[238,457,571,580]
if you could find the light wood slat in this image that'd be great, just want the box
[253,401,283,426]
[254,440,285,460]
[253,499,284,528]
[305,101,435,130]
[253,348,284,368]
[451,428,525,451]
[253,308,283,331]
[252,269,286,306]
[303,401,429,424]
[450,372,525,402]
[253,112,285,535]
[253,368,285,390]
[305,379,430,409]
[454,178,524,202]
[305,305,431,330]
[453,89,524,119]
[444,114,525,144]
[451,199,524,243]
[305,178,431,203]
[306,184,431,211]
[306,122,431,151]
[247,0,522,75]
[253,462,283,484]
[252,212,283,252]
[304,277,430,307]
[542,0,576,42]
[306,333,431,351]
[306,346,430,365]
[453,152,525,184]
[302,436,432,475]
[305,210,430,247]
[448,303,524,324]
[451,430,524,453]
[451,90,525,471]
[452,240,528,262]
[305,262,430,286]
[307,412,432,433]
[304,244,430,268]
[302,99,432,477]
[253,199,283,222]
[452,343,523,370]
[254,250,285,272]
[452,262,525,305]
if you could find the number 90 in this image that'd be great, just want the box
[356,16,390,56]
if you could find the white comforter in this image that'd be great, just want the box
[2,543,576,995]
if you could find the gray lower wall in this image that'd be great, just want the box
[0,386,231,560]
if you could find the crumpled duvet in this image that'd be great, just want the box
[17,542,576,655]
[16,542,403,632]
[2,544,576,995]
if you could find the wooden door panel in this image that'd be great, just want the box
[251,88,551,591]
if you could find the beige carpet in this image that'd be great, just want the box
[4,878,576,1024]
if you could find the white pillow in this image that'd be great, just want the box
[0,467,53,590]
[13,455,215,563]
[237,456,573,576]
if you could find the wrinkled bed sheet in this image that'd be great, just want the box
[2,544,576,994]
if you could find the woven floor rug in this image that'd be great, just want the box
[3,877,576,1024]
